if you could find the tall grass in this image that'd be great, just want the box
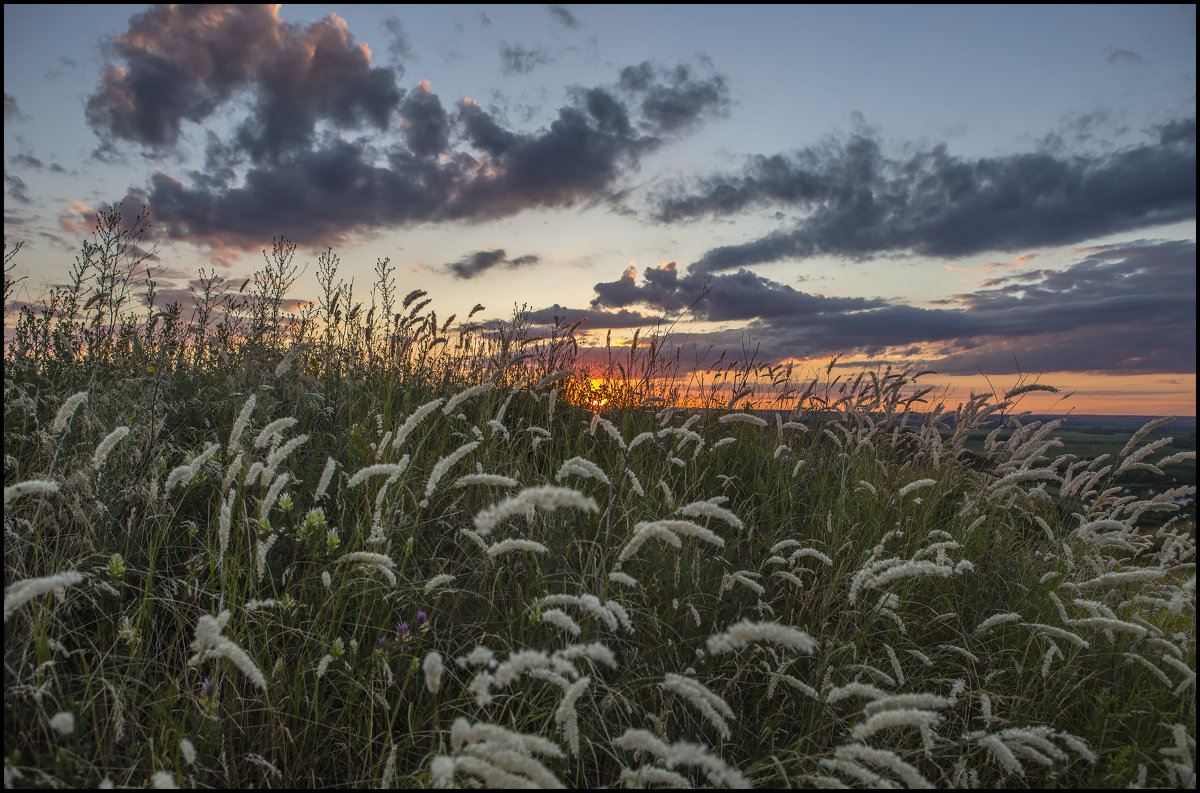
[3,209,1195,788]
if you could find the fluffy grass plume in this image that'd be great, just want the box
[2,215,1193,788]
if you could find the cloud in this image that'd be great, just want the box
[4,91,25,122]
[589,259,885,321]
[618,61,731,135]
[548,5,580,29]
[1105,46,1145,65]
[5,173,32,205]
[88,7,731,251]
[523,304,662,329]
[445,248,541,279]
[86,5,402,161]
[560,238,1195,376]
[400,81,450,157]
[500,42,555,75]
[648,118,1195,272]
[382,15,414,64]
[127,68,727,247]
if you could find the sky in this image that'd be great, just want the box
[3,4,1196,416]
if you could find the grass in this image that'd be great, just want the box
[3,207,1196,788]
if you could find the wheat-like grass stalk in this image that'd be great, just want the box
[51,391,88,434]
[706,619,818,655]
[186,610,267,693]
[91,426,130,470]
[3,479,59,505]
[660,673,735,740]
[473,486,599,537]
[4,571,84,622]
[392,398,445,451]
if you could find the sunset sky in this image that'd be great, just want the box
[4,4,1196,415]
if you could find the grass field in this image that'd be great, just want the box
[3,213,1196,788]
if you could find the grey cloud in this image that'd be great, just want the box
[619,62,730,135]
[4,91,22,121]
[5,173,32,205]
[524,304,662,329]
[401,85,451,157]
[500,42,555,75]
[445,248,541,279]
[564,238,1195,376]
[89,7,732,249]
[1105,46,1145,65]
[86,5,402,161]
[382,15,414,64]
[651,119,1195,272]
[590,260,885,321]
[548,6,580,29]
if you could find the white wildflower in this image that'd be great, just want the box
[423,651,444,694]
[48,711,75,736]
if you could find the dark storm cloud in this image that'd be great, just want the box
[548,6,580,29]
[590,260,884,321]
[566,239,1195,375]
[86,5,402,161]
[650,119,1195,272]
[382,15,414,64]
[91,8,730,250]
[618,62,731,135]
[524,304,661,329]
[445,248,540,279]
[5,173,32,205]
[500,42,555,75]
[1105,46,1145,65]
[400,83,451,157]
[4,91,25,122]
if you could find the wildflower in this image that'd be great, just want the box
[415,611,429,632]
[48,711,75,736]
[106,553,127,582]
[197,678,217,713]
[150,771,177,788]
[179,738,197,766]
[423,651,444,694]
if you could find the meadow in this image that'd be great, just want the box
[3,208,1195,788]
